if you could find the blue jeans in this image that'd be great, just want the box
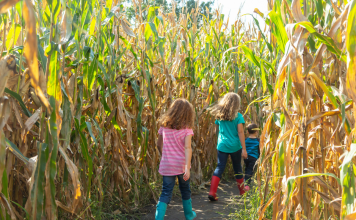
[213,149,243,179]
[244,156,258,185]
[158,174,191,204]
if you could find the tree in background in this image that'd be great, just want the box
[124,0,215,26]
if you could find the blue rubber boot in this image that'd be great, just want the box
[155,201,167,220]
[182,199,196,220]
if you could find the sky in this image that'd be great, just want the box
[213,0,268,25]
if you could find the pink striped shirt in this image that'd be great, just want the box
[158,127,194,176]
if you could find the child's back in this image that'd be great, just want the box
[208,92,248,200]
[243,123,260,189]
[155,98,196,220]
[158,127,193,175]
[215,112,245,153]
[245,137,260,159]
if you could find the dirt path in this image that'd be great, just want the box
[140,180,243,220]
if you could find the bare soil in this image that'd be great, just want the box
[139,180,243,220]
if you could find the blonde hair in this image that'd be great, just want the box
[158,98,195,130]
[209,92,241,121]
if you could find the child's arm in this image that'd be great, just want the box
[237,124,248,159]
[157,135,163,155]
[183,135,193,181]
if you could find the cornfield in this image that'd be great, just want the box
[0,0,355,219]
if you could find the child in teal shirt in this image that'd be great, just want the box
[208,93,248,201]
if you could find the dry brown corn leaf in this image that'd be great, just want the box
[0,97,11,131]
[23,0,51,111]
[0,55,16,97]
[0,193,16,220]
[120,19,135,37]
[0,0,20,13]
[58,146,82,213]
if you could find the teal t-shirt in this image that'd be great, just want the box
[215,113,245,153]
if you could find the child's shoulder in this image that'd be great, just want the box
[233,113,244,122]
[246,137,260,142]
[159,127,193,134]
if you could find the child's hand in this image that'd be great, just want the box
[242,149,248,159]
[183,168,190,181]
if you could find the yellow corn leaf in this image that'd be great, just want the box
[346,0,356,106]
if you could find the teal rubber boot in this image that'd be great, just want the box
[155,201,167,220]
[182,199,196,220]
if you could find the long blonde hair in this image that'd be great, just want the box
[209,92,241,121]
[158,98,195,130]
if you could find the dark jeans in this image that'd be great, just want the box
[158,174,191,204]
[244,156,258,185]
[213,149,243,179]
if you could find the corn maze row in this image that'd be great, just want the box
[0,0,356,219]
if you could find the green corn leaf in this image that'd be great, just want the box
[286,172,341,205]
[313,0,324,21]
[89,17,96,36]
[12,201,30,220]
[244,96,270,116]
[156,16,163,26]
[140,126,149,165]
[46,0,60,23]
[234,66,239,93]
[340,144,356,218]
[307,35,317,53]
[120,36,138,60]
[248,14,273,53]
[346,0,356,107]
[6,24,21,50]
[144,23,153,42]
[74,118,93,197]
[37,37,47,71]
[298,21,347,62]
[86,121,98,146]
[278,142,285,176]
[146,22,158,42]
[341,102,346,127]
[4,88,31,117]
[31,142,49,220]
[5,137,29,166]
[48,97,58,218]
[1,169,11,220]
[15,1,23,23]
[101,5,120,26]
[88,56,98,91]
[130,80,144,141]
[60,83,72,151]
[157,37,166,58]
[309,73,351,133]
[269,10,288,53]
[147,6,158,22]
[47,43,62,103]
[92,118,105,157]
[241,45,260,67]
[260,60,267,94]
[309,72,338,108]
[98,61,111,90]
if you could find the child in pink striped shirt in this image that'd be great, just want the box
[155,99,196,220]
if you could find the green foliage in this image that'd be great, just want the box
[124,0,214,26]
